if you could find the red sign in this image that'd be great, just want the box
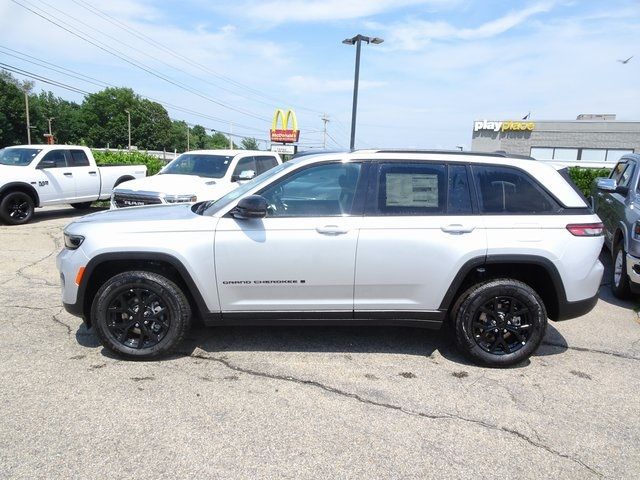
[270,109,300,144]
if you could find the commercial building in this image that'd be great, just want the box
[471,114,640,167]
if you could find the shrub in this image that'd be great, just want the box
[567,167,611,197]
[92,150,164,176]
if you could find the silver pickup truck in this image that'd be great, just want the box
[592,153,640,298]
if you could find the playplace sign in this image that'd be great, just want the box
[474,120,535,132]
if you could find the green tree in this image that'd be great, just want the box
[240,137,260,150]
[0,71,28,146]
[168,120,188,152]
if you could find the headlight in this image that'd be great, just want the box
[64,232,85,250]
[165,194,197,203]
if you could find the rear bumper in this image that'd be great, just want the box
[555,293,599,321]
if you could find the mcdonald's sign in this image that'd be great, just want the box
[270,108,300,143]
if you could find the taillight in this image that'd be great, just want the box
[566,223,604,236]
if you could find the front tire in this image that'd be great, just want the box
[611,242,631,299]
[453,279,547,367]
[91,271,192,359]
[0,191,34,225]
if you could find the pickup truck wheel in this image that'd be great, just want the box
[0,191,34,225]
[91,271,191,359]
[454,279,547,367]
[70,202,92,210]
[611,242,631,299]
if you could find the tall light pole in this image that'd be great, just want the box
[124,109,131,150]
[342,34,383,150]
[47,117,55,136]
[186,123,190,152]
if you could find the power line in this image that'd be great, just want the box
[70,0,324,115]
[0,47,266,133]
[10,0,273,123]
[0,62,269,142]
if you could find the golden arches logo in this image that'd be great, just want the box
[270,108,300,143]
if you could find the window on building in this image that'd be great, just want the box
[606,150,634,163]
[553,148,579,161]
[530,147,554,160]
[580,149,607,162]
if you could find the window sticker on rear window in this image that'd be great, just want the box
[385,173,439,207]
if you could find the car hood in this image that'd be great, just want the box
[114,174,238,201]
[0,164,33,180]
[71,203,199,225]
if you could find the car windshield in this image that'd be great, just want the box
[159,153,234,178]
[198,160,300,216]
[0,148,42,166]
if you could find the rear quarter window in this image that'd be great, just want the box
[472,165,560,214]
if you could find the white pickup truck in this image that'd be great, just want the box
[0,145,147,225]
[111,150,281,208]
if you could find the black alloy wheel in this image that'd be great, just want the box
[472,296,532,355]
[92,271,191,359]
[0,192,34,225]
[106,287,171,350]
[454,278,547,367]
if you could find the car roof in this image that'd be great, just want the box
[180,149,275,156]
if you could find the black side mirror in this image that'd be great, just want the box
[232,195,268,219]
[616,185,629,196]
[38,159,56,169]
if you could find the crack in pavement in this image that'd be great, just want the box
[541,341,640,361]
[186,351,602,478]
[51,307,72,337]
[0,230,61,287]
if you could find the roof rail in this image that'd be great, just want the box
[357,148,534,160]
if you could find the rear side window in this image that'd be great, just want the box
[376,163,446,214]
[69,149,90,167]
[255,155,278,175]
[472,165,559,214]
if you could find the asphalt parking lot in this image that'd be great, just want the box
[1,206,639,479]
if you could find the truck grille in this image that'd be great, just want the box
[112,192,163,208]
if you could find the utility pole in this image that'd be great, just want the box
[229,122,233,150]
[124,109,131,150]
[47,117,55,136]
[24,91,31,145]
[321,113,330,149]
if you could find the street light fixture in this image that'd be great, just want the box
[124,109,131,151]
[342,34,383,150]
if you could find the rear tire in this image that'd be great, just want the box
[91,271,192,359]
[0,191,34,225]
[611,242,631,299]
[70,202,92,210]
[453,279,547,367]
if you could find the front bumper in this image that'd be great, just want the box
[626,252,640,292]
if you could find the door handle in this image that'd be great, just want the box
[63,172,73,177]
[88,171,97,175]
[315,225,349,235]
[441,224,475,234]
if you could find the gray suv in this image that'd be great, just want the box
[592,153,640,298]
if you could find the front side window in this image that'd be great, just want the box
[376,163,446,214]
[160,154,234,178]
[618,161,635,188]
[473,165,559,214]
[259,162,362,217]
[0,148,41,166]
[39,150,67,168]
[610,161,629,184]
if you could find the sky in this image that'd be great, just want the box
[0,0,639,150]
